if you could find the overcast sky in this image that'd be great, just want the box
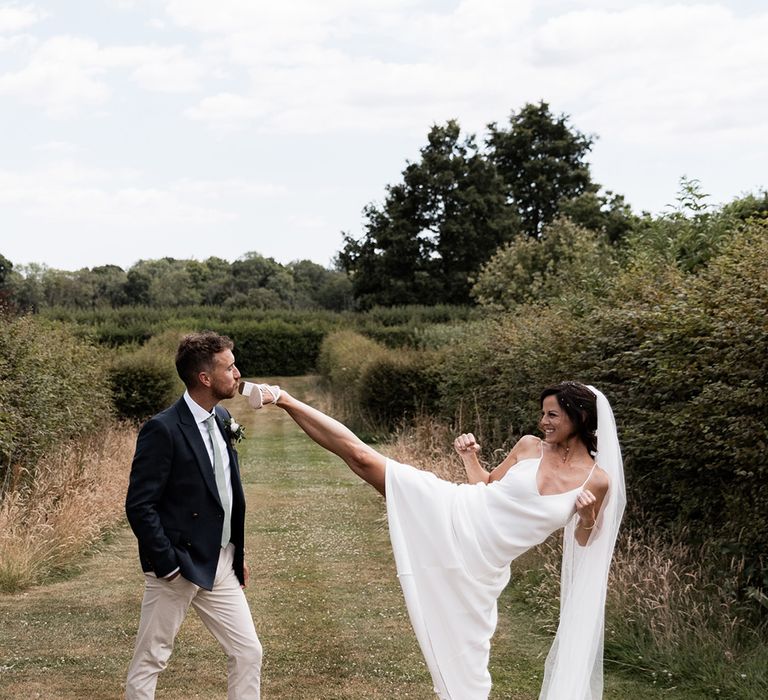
[1,0,766,272]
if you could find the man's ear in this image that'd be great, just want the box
[198,370,212,388]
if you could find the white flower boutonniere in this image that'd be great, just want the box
[224,417,245,444]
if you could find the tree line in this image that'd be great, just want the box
[0,253,353,313]
[2,101,638,313]
[2,100,765,315]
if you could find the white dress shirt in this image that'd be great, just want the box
[183,390,234,519]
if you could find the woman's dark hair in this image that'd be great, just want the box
[540,381,598,454]
[175,331,234,388]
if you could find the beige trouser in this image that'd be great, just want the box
[125,543,262,700]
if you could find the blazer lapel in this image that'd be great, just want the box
[214,412,240,469]
[175,398,220,504]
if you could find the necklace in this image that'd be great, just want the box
[559,445,571,463]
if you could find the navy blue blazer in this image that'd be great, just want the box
[125,397,246,591]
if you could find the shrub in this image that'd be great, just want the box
[593,219,768,587]
[317,330,389,408]
[358,353,440,431]
[0,316,112,489]
[471,218,617,312]
[224,320,326,376]
[317,330,442,434]
[437,218,768,593]
[109,331,183,420]
[436,307,583,450]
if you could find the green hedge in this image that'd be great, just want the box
[108,331,184,420]
[358,355,440,431]
[223,320,326,376]
[317,330,389,405]
[0,316,112,488]
[40,305,476,357]
[435,220,768,590]
[317,330,440,433]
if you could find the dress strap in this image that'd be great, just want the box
[580,462,598,489]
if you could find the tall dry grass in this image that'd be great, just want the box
[385,413,467,483]
[516,525,767,696]
[0,423,136,592]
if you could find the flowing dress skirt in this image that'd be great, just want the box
[385,459,511,700]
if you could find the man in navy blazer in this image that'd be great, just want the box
[124,331,261,699]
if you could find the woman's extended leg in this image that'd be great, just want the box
[272,390,387,496]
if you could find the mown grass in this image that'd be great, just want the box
[0,377,699,698]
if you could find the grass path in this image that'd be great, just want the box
[0,378,687,699]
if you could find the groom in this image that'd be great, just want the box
[124,331,262,699]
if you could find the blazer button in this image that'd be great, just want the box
[192,512,199,518]
[186,541,192,547]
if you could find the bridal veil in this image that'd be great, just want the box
[540,386,627,699]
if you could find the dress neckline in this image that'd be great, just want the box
[533,444,598,498]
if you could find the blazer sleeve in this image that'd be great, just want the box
[125,416,179,577]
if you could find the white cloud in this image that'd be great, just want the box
[0,162,285,228]
[0,35,213,115]
[3,0,768,269]
[0,36,111,116]
[128,45,208,92]
[528,5,768,147]
[178,0,534,133]
[0,3,45,33]
[33,140,80,154]
[165,0,768,151]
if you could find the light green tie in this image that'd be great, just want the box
[204,415,231,547]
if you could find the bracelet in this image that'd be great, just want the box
[579,517,596,530]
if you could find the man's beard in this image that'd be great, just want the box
[213,383,237,401]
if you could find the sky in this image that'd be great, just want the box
[1,0,767,272]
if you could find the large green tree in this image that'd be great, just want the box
[487,101,597,238]
[0,254,13,309]
[340,120,517,307]
[288,260,353,311]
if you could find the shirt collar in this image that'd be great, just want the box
[183,390,216,424]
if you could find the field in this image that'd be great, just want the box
[0,378,704,699]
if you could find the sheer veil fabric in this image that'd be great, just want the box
[540,386,627,699]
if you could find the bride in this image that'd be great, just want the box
[243,380,625,700]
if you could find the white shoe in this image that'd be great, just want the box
[239,382,281,409]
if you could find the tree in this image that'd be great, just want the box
[288,260,354,311]
[340,120,517,307]
[558,190,638,245]
[230,252,296,308]
[193,257,234,306]
[0,254,12,288]
[0,254,13,308]
[125,263,152,305]
[471,217,617,312]
[487,101,597,238]
[9,263,46,312]
[42,268,92,308]
[88,265,129,307]
[126,258,202,307]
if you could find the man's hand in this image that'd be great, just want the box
[241,561,251,589]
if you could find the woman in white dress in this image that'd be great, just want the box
[244,380,625,700]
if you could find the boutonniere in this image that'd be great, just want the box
[224,417,245,444]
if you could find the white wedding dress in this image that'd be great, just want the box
[385,446,597,699]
